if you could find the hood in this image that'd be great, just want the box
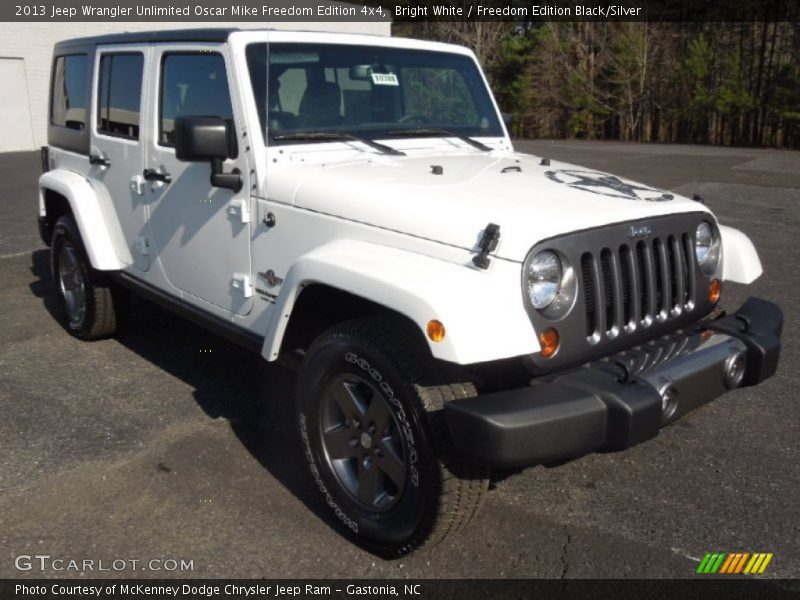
[268,151,710,262]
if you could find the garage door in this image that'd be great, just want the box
[0,58,35,152]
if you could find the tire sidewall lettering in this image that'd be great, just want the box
[298,413,359,533]
[344,351,419,488]
[298,341,435,547]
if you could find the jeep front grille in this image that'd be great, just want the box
[580,234,696,342]
[523,212,717,372]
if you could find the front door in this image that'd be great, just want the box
[90,45,150,271]
[145,44,253,316]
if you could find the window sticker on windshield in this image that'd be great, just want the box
[371,72,399,86]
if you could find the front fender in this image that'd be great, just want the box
[39,170,131,270]
[719,225,762,284]
[262,240,538,365]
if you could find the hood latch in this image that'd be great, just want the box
[472,223,501,270]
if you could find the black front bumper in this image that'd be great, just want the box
[445,298,782,467]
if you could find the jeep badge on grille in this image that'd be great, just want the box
[628,224,653,239]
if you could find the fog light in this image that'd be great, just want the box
[723,350,746,389]
[426,320,446,343]
[658,382,679,424]
[708,279,721,303]
[538,328,559,358]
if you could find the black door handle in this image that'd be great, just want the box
[143,168,171,184]
[89,154,110,167]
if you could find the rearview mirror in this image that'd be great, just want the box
[174,116,242,193]
[349,65,372,81]
[501,112,513,131]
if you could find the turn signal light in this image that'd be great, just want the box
[708,279,721,303]
[538,328,559,358]
[426,320,446,343]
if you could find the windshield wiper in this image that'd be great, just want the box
[272,131,405,156]
[387,128,492,152]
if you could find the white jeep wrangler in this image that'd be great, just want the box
[39,28,782,556]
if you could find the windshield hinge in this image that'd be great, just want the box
[472,223,501,270]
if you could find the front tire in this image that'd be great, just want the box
[50,215,119,340]
[296,315,488,557]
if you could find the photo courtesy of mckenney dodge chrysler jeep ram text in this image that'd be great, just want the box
[37,28,782,556]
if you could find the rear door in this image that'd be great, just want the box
[90,45,150,271]
[144,44,253,316]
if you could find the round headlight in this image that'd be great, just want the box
[527,251,562,309]
[695,221,720,275]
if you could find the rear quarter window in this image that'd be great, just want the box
[51,54,89,130]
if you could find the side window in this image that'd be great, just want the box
[159,53,233,146]
[51,54,88,130]
[97,53,144,140]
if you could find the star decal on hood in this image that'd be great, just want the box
[545,169,674,202]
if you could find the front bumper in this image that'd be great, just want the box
[445,297,782,467]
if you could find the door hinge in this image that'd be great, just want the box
[231,273,253,298]
[227,199,250,224]
[134,236,150,256]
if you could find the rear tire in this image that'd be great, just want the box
[296,315,488,557]
[50,215,119,340]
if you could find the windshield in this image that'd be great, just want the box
[245,43,504,144]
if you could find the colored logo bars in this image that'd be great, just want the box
[696,552,773,574]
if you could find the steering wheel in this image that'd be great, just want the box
[398,113,432,125]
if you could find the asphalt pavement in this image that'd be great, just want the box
[0,141,798,579]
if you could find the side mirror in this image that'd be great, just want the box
[174,116,242,193]
[501,112,514,131]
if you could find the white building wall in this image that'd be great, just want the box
[0,20,391,151]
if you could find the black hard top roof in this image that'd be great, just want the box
[53,28,242,52]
